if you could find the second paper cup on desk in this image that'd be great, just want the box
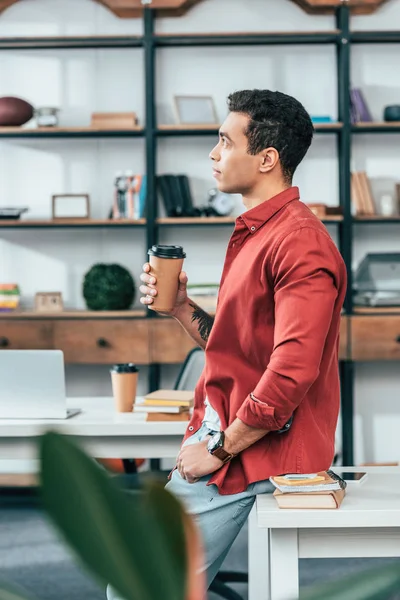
[147,245,186,312]
[110,363,139,412]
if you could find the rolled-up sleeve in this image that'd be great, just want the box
[236,227,341,430]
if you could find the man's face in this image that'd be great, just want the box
[209,112,261,195]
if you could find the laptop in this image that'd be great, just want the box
[0,349,80,419]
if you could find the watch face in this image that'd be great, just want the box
[208,431,223,453]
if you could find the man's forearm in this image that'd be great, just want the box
[173,299,214,350]
[223,418,269,456]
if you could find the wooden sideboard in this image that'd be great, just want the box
[0,311,352,364]
[5,311,400,363]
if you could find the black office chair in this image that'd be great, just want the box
[174,348,246,600]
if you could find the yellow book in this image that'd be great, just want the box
[143,389,194,407]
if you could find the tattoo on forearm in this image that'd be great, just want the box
[189,302,214,342]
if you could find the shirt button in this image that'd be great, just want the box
[251,226,256,232]
[188,426,194,431]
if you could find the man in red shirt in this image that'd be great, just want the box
[140,89,347,588]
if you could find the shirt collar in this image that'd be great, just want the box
[238,186,300,234]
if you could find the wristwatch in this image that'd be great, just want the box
[207,431,235,464]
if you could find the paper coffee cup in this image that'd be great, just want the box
[147,245,186,312]
[110,363,139,412]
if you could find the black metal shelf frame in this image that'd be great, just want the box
[3,8,400,464]
[0,36,144,50]
[0,129,145,139]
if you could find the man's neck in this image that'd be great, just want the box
[242,182,291,210]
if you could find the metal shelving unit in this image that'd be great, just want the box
[2,5,400,464]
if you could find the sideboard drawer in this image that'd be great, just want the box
[53,319,150,364]
[352,316,400,361]
[150,318,197,364]
[0,320,53,350]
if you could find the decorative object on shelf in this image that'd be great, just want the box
[206,189,235,217]
[351,171,375,216]
[379,194,396,216]
[350,88,372,123]
[0,206,28,220]
[35,292,63,313]
[35,107,59,128]
[111,172,146,219]
[305,203,342,218]
[0,96,34,126]
[353,253,400,307]
[83,263,135,311]
[383,105,400,122]
[289,0,391,15]
[174,95,219,126]
[0,0,20,15]
[52,194,90,220]
[0,283,20,312]
[94,0,204,18]
[90,112,139,129]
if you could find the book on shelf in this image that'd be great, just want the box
[350,88,373,124]
[273,487,345,509]
[157,173,195,217]
[112,173,146,220]
[351,171,375,216]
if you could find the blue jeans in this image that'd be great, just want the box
[165,422,274,589]
[106,423,273,599]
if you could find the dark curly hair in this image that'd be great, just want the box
[227,89,314,184]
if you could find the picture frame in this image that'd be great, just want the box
[174,95,219,126]
[52,194,90,220]
[35,292,63,313]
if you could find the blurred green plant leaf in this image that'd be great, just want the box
[300,561,400,600]
[40,431,186,600]
[0,581,38,600]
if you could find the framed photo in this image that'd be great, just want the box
[52,194,90,220]
[174,95,219,126]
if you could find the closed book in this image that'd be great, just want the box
[143,390,194,406]
[176,174,195,216]
[273,488,346,509]
[270,470,347,493]
[146,412,190,422]
[157,175,175,217]
[134,404,189,414]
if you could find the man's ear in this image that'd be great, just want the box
[259,147,279,174]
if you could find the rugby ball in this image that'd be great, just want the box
[0,96,34,126]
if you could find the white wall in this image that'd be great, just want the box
[1,0,400,461]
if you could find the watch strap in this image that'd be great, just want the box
[211,446,235,464]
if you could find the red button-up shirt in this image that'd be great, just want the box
[182,186,347,495]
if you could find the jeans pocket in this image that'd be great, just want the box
[232,494,256,528]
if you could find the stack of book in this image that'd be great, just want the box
[0,284,20,312]
[134,389,194,422]
[269,470,347,509]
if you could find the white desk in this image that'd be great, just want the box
[0,397,187,471]
[249,469,400,600]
